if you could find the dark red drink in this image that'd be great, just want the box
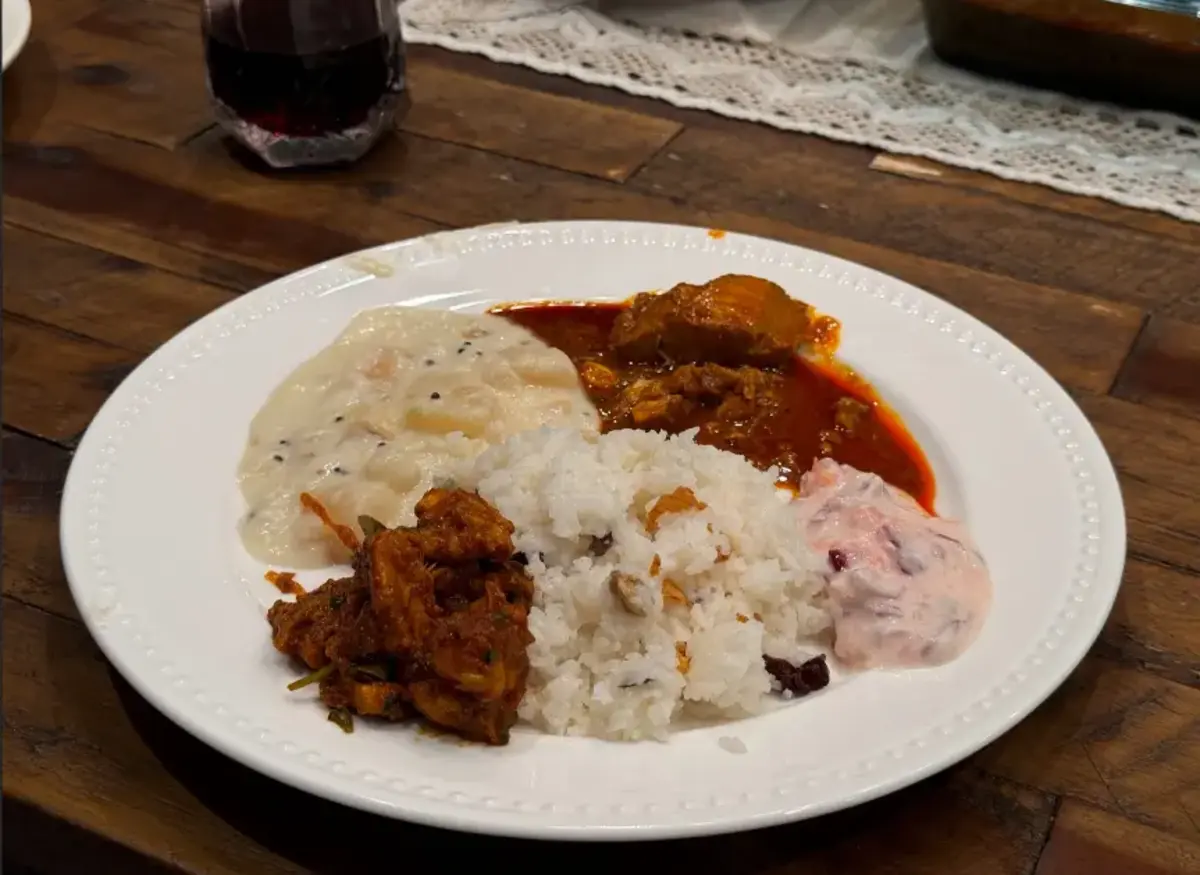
[202,0,407,168]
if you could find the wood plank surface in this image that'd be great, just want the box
[3,126,1147,396]
[4,126,1151,403]
[3,195,276,291]
[1036,801,1200,875]
[1104,559,1200,687]
[402,64,682,181]
[2,1,210,147]
[58,0,682,177]
[2,317,141,444]
[3,2,1199,873]
[867,154,1200,246]
[3,227,236,351]
[4,797,182,875]
[630,128,1200,311]
[38,27,211,148]
[3,130,404,277]
[18,0,105,38]
[2,431,77,621]
[976,659,1200,841]
[412,42,1200,266]
[3,599,301,875]
[1079,395,1200,575]
[1113,317,1200,422]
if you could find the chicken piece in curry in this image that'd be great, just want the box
[497,274,934,509]
[611,274,834,367]
[267,488,533,745]
[608,362,781,431]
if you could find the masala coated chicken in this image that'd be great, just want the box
[610,274,826,367]
[267,488,534,745]
[607,363,784,431]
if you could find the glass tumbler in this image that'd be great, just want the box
[202,0,409,169]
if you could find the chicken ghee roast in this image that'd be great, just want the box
[268,488,532,744]
[255,275,992,744]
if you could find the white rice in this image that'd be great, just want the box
[460,427,830,741]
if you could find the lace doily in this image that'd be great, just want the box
[400,0,1200,223]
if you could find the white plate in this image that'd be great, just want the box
[62,221,1125,840]
[2,0,31,71]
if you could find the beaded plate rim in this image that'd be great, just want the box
[61,221,1125,840]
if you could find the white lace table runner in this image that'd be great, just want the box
[400,0,1200,223]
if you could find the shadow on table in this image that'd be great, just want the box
[3,39,59,142]
[4,796,181,875]
[110,664,1063,873]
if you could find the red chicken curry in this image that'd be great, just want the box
[496,275,935,511]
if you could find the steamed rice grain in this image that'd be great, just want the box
[461,427,830,741]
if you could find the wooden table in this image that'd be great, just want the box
[4,2,1199,873]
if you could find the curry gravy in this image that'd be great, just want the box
[496,302,935,510]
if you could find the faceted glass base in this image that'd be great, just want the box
[211,92,407,169]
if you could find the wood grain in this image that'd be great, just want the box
[72,0,681,179]
[1101,558,1200,687]
[3,226,236,353]
[38,26,211,148]
[2,317,141,444]
[1165,292,1200,326]
[180,122,686,232]
[19,0,105,39]
[5,199,283,293]
[72,0,204,48]
[2,131,411,276]
[2,431,77,621]
[2,595,1056,875]
[402,63,681,181]
[3,598,303,875]
[976,658,1200,842]
[411,43,1200,252]
[867,155,1200,247]
[406,41,803,134]
[1121,478,1200,577]
[1113,317,1200,422]
[1079,395,1200,574]
[3,0,211,148]
[630,128,1200,310]
[3,124,1144,398]
[4,797,182,875]
[3,6,1199,873]
[1036,800,1200,875]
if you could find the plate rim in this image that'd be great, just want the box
[1,0,32,71]
[60,220,1126,840]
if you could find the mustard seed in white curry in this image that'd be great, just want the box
[236,308,599,567]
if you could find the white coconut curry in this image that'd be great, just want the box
[238,307,598,567]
